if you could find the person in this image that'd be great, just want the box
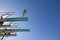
[0,16,4,26]
[5,33,10,35]
[22,9,27,17]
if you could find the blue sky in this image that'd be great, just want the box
[0,0,60,40]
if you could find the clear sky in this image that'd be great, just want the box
[0,0,60,40]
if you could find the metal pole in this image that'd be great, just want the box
[1,36,4,40]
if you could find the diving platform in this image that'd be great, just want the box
[12,29,30,32]
[0,29,30,33]
[0,17,28,22]
[0,25,11,28]
[0,34,17,36]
